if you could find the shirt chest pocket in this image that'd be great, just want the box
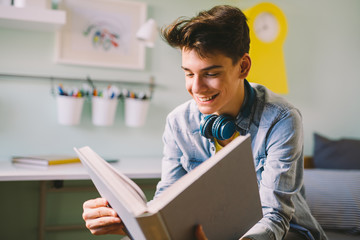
[179,131,211,172]
[181,158,204,172]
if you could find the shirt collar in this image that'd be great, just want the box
[235,79,256,134]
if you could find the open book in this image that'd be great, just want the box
[74,134,262,240]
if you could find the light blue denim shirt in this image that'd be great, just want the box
[154,82,327,240]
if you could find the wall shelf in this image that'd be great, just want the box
[0,5,66,31]
[0,73,156,98]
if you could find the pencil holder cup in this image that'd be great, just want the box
[56,95,85,126]
[92,96,119,126]
[124,98,150,127]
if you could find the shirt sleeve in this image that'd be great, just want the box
[153,115,188,198]
[243,108,304,240]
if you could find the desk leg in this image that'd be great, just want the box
[38,181,46,240]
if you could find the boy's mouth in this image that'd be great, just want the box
[197,93,219,102]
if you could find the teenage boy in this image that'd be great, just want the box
[82,5,327,240]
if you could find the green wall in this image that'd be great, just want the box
[1,0,359,239]
[0,0,359,160]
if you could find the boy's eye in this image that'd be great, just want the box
[205,73,219,77]
[185,72,194,77]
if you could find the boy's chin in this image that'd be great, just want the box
[197,106,217,115]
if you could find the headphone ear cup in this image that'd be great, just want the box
[200,115,217,139]
[212,115,236,140]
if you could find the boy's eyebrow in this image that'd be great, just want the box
[181,65,223,71]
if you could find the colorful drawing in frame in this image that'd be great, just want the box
[55,0,146,69]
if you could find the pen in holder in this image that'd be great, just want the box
[56,95,85,126]
[125,97,150,127]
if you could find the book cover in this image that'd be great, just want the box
[74,134,262,240]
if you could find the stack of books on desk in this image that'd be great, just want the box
[12,155,80,166]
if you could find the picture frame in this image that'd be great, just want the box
[55,0,146,69]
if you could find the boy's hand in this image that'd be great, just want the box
[195,225,208,240]
[82,198,126,235]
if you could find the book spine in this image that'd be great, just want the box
[136,213,171,240]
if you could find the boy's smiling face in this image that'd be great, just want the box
[182,49,249,117]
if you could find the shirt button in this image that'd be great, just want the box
[211,146,215,151]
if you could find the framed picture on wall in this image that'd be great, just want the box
[55,0,147,69]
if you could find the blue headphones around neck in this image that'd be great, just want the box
[199,80,255,140]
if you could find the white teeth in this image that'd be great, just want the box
[198,95,215,102]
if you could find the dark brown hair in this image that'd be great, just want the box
[161,5,250,64]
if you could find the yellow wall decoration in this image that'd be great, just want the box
[245,2,288,94]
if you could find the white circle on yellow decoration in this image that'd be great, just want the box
[253,12,279,43]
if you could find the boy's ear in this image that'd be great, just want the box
[238,53,251,79]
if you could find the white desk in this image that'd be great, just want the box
[0,157,162,181]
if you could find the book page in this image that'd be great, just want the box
[75,147,147,215]
[94,151,147,203]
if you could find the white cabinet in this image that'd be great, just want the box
[0,5,66,31]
